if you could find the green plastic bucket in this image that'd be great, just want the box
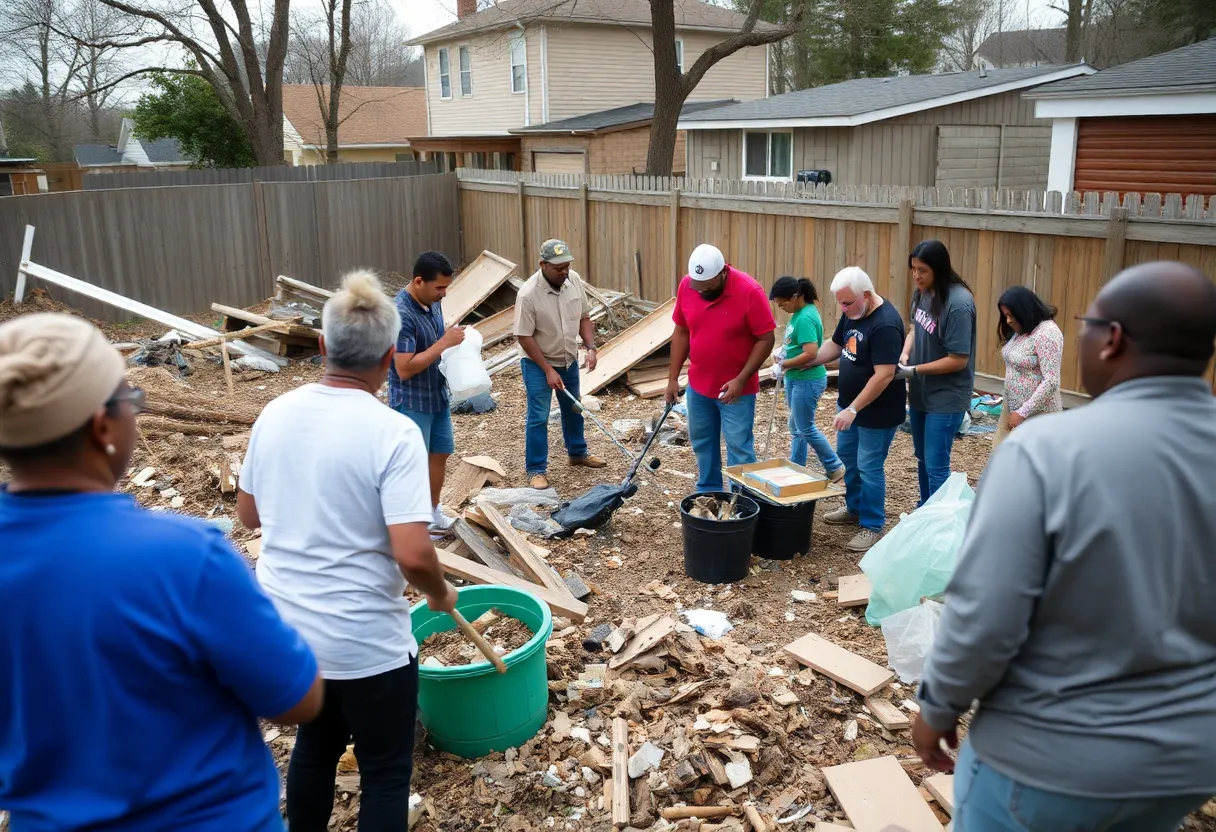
[410,585,553,758]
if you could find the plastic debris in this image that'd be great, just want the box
[477,487,561,508]
[627,742,665,779]
[233,355,280,373]
[509,504,562,537]
[682,609,733,639]
[881,600,944,682]
[790,590,817,602]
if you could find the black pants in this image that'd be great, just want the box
[286,662,419,832]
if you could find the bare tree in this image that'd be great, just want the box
[941,0,1013,70]
[344,1,419,86]
[290,0,354,162]
[646,0,801,176]
[1057,0,1095,60]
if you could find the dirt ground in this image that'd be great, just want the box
[2,291,1214,832]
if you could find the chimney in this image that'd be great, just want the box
[978,62,988,78]
[457,0,477,19]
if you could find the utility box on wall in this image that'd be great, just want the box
[796,169,832,184]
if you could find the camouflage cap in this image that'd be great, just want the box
[539,239,574,264]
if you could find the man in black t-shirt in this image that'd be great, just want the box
[806,266,906,552]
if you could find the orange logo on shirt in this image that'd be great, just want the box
[845,336,857,354]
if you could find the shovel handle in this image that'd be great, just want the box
[450,609,508,673]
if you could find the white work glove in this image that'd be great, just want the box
[895,363,915,381]
[772,355,784,381]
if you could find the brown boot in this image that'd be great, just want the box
[569,454,607,469]
[529,473,550,489]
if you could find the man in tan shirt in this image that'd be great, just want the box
[513,239,607,488]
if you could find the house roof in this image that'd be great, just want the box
[678,64,1094,129]
[74,144,123,166]
[511,99,736,134]
[0,156,39,166]
[74,137,191,166]
[1026,37,1216,97]
[142,137,191,163]
[409,0,779,45]
[281,84,426,147]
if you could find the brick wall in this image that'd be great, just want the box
[521,127,688,174]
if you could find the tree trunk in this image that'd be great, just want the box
[645,0,685,176]
[1064,0,1084,61]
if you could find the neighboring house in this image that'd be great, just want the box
[281,84,427,165]
[1026,38,1216,197]
[976,21,1157,70]
[677,64,1094,189]
[0,156,45,196]
[74,118,194,173]
[509,100,734,174]
[407,0,773,172]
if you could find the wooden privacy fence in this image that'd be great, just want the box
[82,159,442,190]
[458,169,1216,398]
[0,172,460,321]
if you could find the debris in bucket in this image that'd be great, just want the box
[420,609,534,666]
[687,494,741,520]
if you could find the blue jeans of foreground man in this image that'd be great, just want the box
[953,739,1208,832]
[522,358,588,475]
[784,377,842,475]
[908,408,965,506]
[685,387,756,492]
[834,413,897,532]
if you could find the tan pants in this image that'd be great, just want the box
[991,406,1012,452]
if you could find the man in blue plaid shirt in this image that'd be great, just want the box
[389,251,464,533]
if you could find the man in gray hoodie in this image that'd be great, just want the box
[913,261,1216,831]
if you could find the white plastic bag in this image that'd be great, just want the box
[439,325,492,403]
[860,472,974,625]
[881,600,943,682]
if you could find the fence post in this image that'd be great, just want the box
[251,179,274,292]
[891,199,914,315]
[517,180,528,268]
[1102,206,1129,282]
[670,187,681,296]
[579,182,590,281]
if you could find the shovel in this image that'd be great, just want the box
[558,387,637,463]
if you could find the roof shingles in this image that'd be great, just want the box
[280,85,426,147]
[511,99,736,133]
[1027,36,1216,96]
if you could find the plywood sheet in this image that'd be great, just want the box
[924,773,954,816]
[838,574,872,608]
[783,632,894,697]
[822,756,944,832]
[580,298,677,394]
[471,304,517,347]
[442,250,518,327]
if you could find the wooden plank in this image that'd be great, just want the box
[612,717,630,828]
[436,548,587,622]
[442,250,519,327]
[608,615,676,670]
[580,298,677,393]
[924,773,954,816]
[1102,206,1129,281]
[477,503,571,597]
[865,698,911,731]
[782,632,894,697]
[627,372,688,399]
[211,303,321,338]
[822,756,944,832]
[444,461,491,507]
[276,274,333,302]
[837,574,871,608]
[451,519,525,578]
[471,304,517,348]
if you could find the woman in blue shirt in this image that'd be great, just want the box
[0,313,323,832]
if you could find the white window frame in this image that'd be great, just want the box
[742,129,793,181]
[675,38,684,74]
[438,47,452,100]
[459,45,473,97]
[509,34,527,94]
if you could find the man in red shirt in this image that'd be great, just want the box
[666,244,776,492]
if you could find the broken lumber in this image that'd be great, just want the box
[185,320,292,349]
[210,303,321,339]
[141,400,257,426]
[275,274,332,305]
[436,548,587,622]
[442,251,518,327]
[444,456,505,507]
[580,297,677,394]
[743,805,768,832]
[837,574,871,608]
[924,773,954,816]
[782,632,895,697]
[477,503,571,598]
[865,698,911,731]
[609,615,676,670]
[662,806,735,820]
[471,305,517,348]
[822,756,944,832]
[612,717,630,828]
[451,519,525,579]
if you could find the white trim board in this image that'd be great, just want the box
[678,65,1096,131]
[1033,90,1216,119]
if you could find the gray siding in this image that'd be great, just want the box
[687,130,743,180]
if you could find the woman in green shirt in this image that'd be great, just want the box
[770,277,844,482]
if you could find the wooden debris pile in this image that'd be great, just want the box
[686,494,741,521]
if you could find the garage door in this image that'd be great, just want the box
[533,151,586,174]
[1075,115,1216,196]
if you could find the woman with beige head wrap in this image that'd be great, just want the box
[0,312,323,831]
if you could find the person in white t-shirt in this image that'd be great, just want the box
[237,269,458,832]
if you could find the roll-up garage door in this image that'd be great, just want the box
[533,151,587,174]
[1074,115,1216,196]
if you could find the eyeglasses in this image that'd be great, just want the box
[1076,317,1133,338]
[105,387,146,415]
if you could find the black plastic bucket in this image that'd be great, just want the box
[680,491,759,584]
[751,496,815,561]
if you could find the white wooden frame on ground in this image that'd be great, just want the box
[14,225,287,366]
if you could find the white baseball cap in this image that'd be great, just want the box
[688,244,725,282]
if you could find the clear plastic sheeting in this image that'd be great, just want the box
[508,504,562,537]
[475,487,561,508]
[881,600,943,682]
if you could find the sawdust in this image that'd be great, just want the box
[420,611,534,666]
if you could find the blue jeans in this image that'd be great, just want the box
[834,412,897,531]
[784,377,842,474]
[522,358,587,474]
[908,409,965,506]
[953,739,1208,832]
[685,387,756,493]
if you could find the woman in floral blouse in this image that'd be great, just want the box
[994,286,1064,450]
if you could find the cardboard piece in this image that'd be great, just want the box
[924,773,954,816]
[725,461,844,506]
[782,632,895,697]
[436,548,587,622]
[838,574,872,608]
[822,756,944,832]
[442,251,518,327]
[580,298,677,394]
[738,460,828,498]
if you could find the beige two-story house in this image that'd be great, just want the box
[407,0,772,174]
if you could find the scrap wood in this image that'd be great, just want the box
[462,504,551,559]
[471,305,517,348]
[452,519,526,579]
[837,574,872,608]
[782,632,895,697]
[478,503,571,598]
[185,319,294,349]
[275,274,333,304]
[822,756,944,832]
[662,806,735,820]
[436,548,587,622]
[865,698,911,731]
[580,297,677,394]
[444,456,505,507]
[442,251,518,327]
[609,616,677,670]
[611,717,630,828]
[141,400,257,426]
[743,805,768,832]
[924,773,954,816]
[210,303,321,339]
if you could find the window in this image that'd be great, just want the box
[743,131,792,179]
[459,45,472,96]
[499,152,516,171]
[438,48,451,99]
[395,152,415,162]
[510,35,526,93]
[675,38,684,73]
[469,151,488,169]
